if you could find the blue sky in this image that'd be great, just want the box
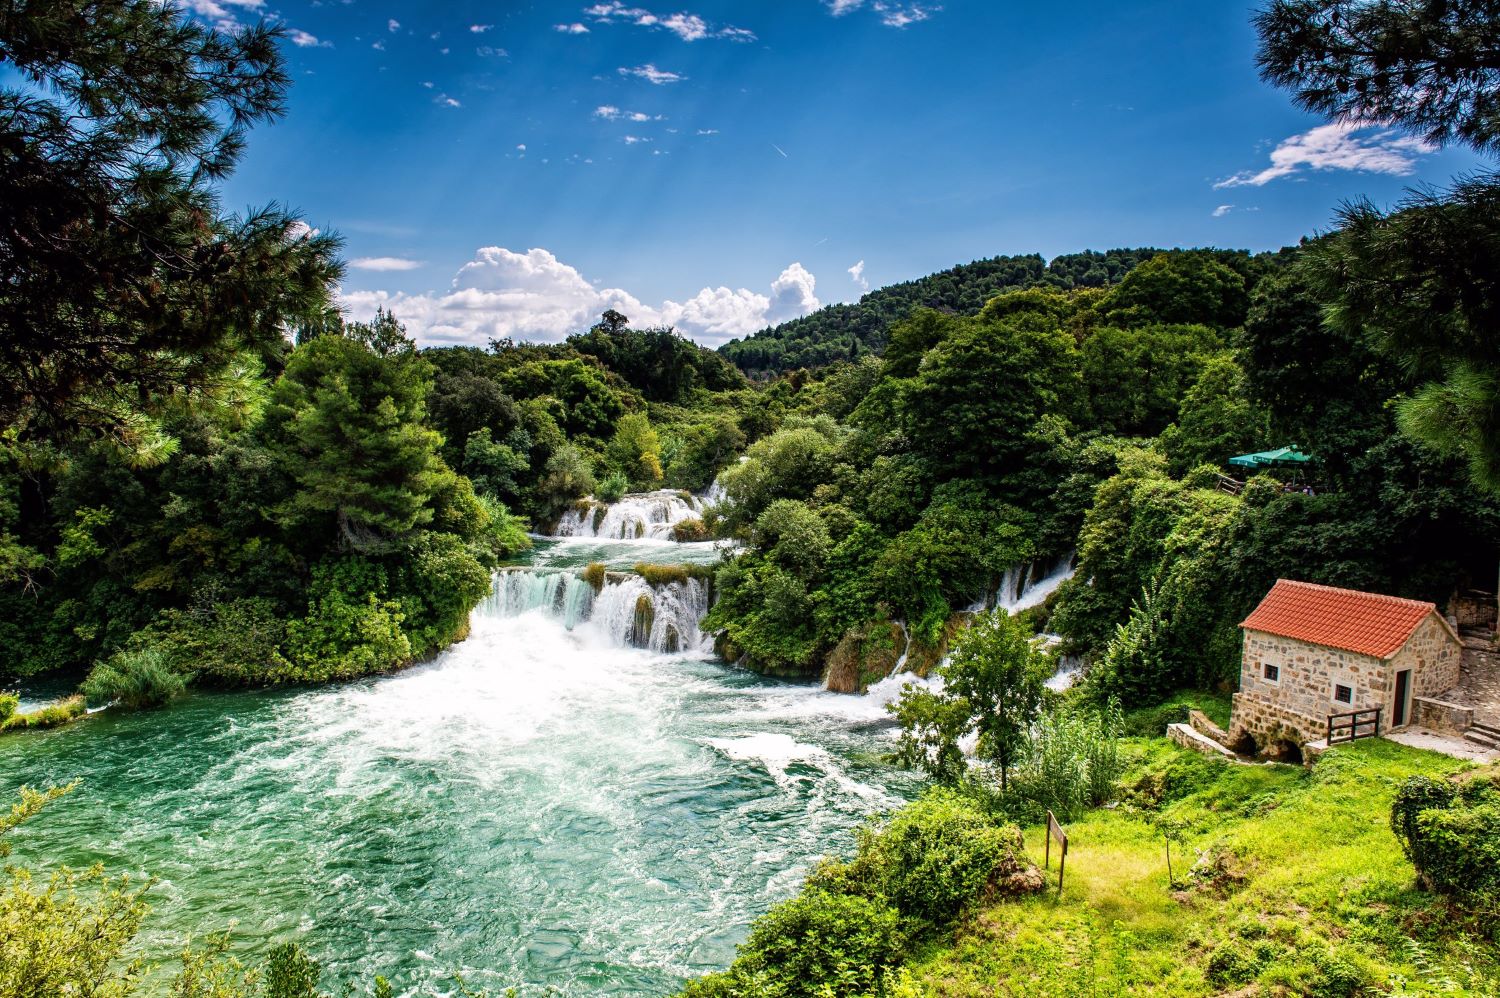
[201,0,1486,346]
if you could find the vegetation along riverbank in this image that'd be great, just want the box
[3,0,1500,995]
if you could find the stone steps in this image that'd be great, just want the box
[1464,727,1500,750]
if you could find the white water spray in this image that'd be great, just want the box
[553,491,705,541]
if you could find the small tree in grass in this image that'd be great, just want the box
[890,608,1049,790]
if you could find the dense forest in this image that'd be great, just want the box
[4,0,1500,995]
[718,248,1167,375]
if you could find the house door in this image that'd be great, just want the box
[1393,669,1411,728]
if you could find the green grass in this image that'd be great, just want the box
[904,739,1499,996]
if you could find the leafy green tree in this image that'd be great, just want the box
[718,419,841,523]
[1101,252,1251,330]
[1159,355,1271,474]
[0,0,342,444]
[900,310,1083,478]
[752,500,831,580]
[1256,0,1500,155]
[1080,324,1226,436]
[891,609,1048,790]
[262,329,449,551]
[606,413,664,486]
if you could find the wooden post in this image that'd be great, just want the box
[1046,810,1068,895]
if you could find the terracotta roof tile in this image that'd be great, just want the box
[1240,579,1437,660]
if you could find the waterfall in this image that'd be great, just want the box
[965,552,1078,614]
[483,568,713,654]
[552,490,703,541]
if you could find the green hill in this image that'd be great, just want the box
[718,249,1160,376]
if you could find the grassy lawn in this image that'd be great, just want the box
[904,738,1499,997]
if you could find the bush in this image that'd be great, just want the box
[2,695,86,731]
[0,692,16,726]
[633,563,712,587]
[583,562,607,591]
[682,890,905,998]
[998,702,1125,823]
[596,471,629,504]
[139,597,290,686]
[822,788,1039,926]
[80,647,188,710]
[1390,774,1500,898]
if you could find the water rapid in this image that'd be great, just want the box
[0,537,915,996]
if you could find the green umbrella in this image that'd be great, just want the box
[1227,446,1313,469]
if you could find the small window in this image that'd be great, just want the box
[1263,663,1280,683]
[1333,683,1353,705]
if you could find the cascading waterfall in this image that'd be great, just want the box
[553,490,704,541]
[485,567,713,654]
[967,552,1078,614]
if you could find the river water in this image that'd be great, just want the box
[0,535,918,996]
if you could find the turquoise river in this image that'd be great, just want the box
[0,535,919,996]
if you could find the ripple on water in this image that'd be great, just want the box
[0,592,917,996]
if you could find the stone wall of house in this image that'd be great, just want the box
[1399,615,1463,699]
[1233,629,1391,742]
[1229,692,1329,747]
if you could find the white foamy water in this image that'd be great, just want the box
[553,491,706,541]
[0,540,917,998]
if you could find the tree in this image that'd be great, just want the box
[1256,0,1500,155]
[606,413,664,487]
[890,609,1048,790]
[0,1,342,444]
[261,328,450,551]
[1302,179,1500,492]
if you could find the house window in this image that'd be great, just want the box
[1333,683,1353,705]
[1263,663,1280,683]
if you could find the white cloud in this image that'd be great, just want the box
[387,18,400,31]
[594,105,662,122]
[286,28,329,47]
[555,22,590,33]
[849,260,869,289]
[1215,122,1435,188]
[696,128,719,136]
[585,2,754,41]
[623,135,652,144]
[341,248,822,347]
[825,0,939,25]
[619,64,685,85]
[351,257,423,272]
[469,23,493,33]
[476,45,508,57]
[371,39,385,50]
[1212,204,1234,218]
[442,96,461,108]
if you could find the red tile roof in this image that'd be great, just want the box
[1240,579,1441,659]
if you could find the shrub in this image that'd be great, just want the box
[671,517,709,542]
[634,563,713,587]
[683,890,905,998]
[3,696,86,732]
[999,702,1125,823]
[1391,774,1500,898]
[0,692,16,726]
[138,597,290,686]
[597,471,629,504]
[582,562,607,591]
[80,647,188,710]
[829,788,1039,926]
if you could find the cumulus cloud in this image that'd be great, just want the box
[619,64,686,85]
[469,23,493,32]
[341,248,821,347]
[849,260,869,289]
[555,22,590,33]
[387,18,400,31]
[351,257,424,272]
[1212,204,1234,218]
[1215,122,1435,188]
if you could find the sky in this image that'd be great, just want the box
[195,0,1489,347]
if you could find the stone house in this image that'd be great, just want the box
[1230,579,1463,751]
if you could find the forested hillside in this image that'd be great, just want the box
[717,248,1233,375]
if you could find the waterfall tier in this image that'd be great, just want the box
[482,567,713,654]
[553,490,706,541]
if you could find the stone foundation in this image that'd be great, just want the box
[1230,692,1326,750]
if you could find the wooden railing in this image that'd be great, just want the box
[1327,707,1381,745]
